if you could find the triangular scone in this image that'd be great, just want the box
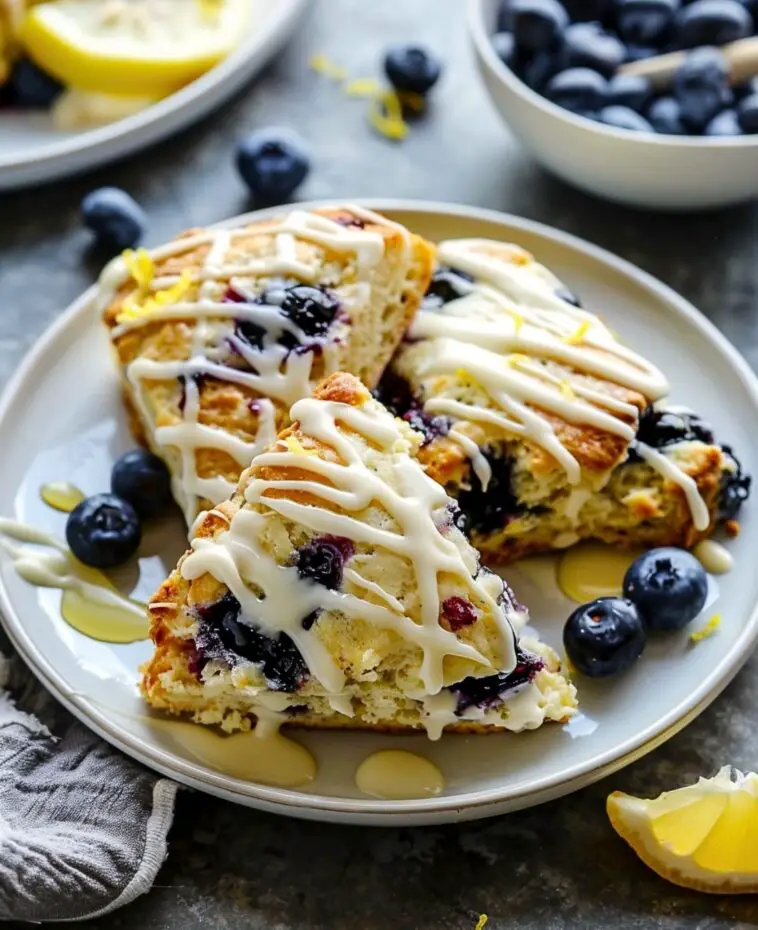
[143,373,576,737]
[98,205,435,524]
[382,239,751,563]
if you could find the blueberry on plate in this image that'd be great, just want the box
[559,22,626,77]
[737,92,758,132]
[608,73,654,111]
[66,493,141,569]
[236,128,311,203]
[7,58,63,108]
[545,67,610,112]
[511,0,570,50]
[81,187,146,252]
[563,597,646,677]
[384,45,442,95]
[647,94,688,132]
[623,547,708,631]
[706,108,743,134]
[673,47,730,130]
[596,104,655,130]
[111,448,172,519]
[492,31,518,68]
[675,0,752,47]
[616,0,680,46]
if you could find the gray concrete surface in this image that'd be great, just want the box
[1,1,758,927]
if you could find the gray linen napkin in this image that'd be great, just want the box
[0,640,177,923]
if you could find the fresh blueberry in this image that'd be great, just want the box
[608,73,654,110]
[735,0,758,19]
[523,50,560,89]
[635,407,715,448]
[66,493,141,569]
[511,0,570,50]
[111,449,172,519]
[673,47,730,129]
[596,104,655,130]
[81,187,146,252]
[616,0,680,45]
[675,0,752,46]
[735,75,758,99]
[624,43,659,61]
[384,45,442,95]
[706,108,743,133]
[737,92,758,132]
[236,128,310,203]
[559,22,626,77]
[563,0,610,20]
[296,536,353,589]
[545,67,610,112]
[647,95,688,132]
[498,0,515,30]
[7,58,63,108]
[424,266,475,307]
[492,31,518,68]
[279,284,340,339]
[563,597,646,677]
[623,548,708,631]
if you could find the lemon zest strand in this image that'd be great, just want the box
[560,379,575,400]
[122,247,155,291]
[344,77,383,97]
[368,90,409,140]
[284,436,320,457]
[690,613,721,644]
[475,917,488,930]
[309,54,347,81]
[116,270,193,323]
[564,320,590,345]
[513,312,524,334]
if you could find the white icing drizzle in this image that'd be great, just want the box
[98,207,408,525]
[408,239,709,528]
[447,428,493,491]
[180,395,518,706]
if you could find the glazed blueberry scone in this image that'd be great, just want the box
[142,372,577,737]
[382,238,750,563]
[98,205,435,524]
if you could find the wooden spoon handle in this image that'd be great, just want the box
[618,35,758,88]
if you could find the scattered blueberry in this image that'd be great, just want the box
[511,0,570,49]
[546,67,610,112]
[559,22,626,76]
[498,0,516,30]
[647,94,689,133]
[706,107,743,133]
[236,128,310,203]
[623,548,708,631]
[111,449,172,519]
[384,45,442,95]
[596,104,655,129]
[673,47,730,129]
[735,75,758,99]
[296,536,353,589]
[280,284,340,339]
[523,50,561,89]
[737,92,758,131]
[7,58,63,108]
[81,187,146,253]
[624,43,659,61]
[563,597,646,676]
[608,72,654,110]
[564,0,610,20]
[616,0,680,45]
[675,0,752,46]
[66,493,141,569]
[492,30,518,68]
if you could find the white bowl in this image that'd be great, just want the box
[469,0,758,209]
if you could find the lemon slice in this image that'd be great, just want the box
[19,0,251,96]
[608,767,758,893]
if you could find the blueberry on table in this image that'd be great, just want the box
[111,449,172,519]
[66,494,141,569]
[7,58,63,108]
[545,67,610,112]
[608,73,654,110]
[81,187,146,252]
[647,94,688,132]
[623,547,708,631]
[384,45,442,95]
[673,47,730,130]
[563,597,646,677]
[511,0,569,51]
[706,108,743,133]
[616,0,680,45]
[236,128,311,203]
[597,104,655,129]
[675,0,752,47]
[560,22,626,77]
[737,92,758,132]
[492,31,518,68]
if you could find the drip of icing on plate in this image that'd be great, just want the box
[96,206,411,525]
[0,518,148,643]
[355,750,444,800]
[409,239,710,531]
[557,542,642,603]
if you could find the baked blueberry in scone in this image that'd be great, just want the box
[98,206,435,524]
[382,238,750,564]
[142,373,576,737]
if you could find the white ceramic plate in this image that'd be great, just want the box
[0,0,307,191]
[1,201,757,826]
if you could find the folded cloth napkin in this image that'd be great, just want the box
[0,637,177,923]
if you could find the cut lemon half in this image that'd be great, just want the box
[19,0,251,96]
[608,767,758,893]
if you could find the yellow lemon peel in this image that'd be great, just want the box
[475,917,488,930]
[309,54,347,81]
[690,613,721,644]
[117,270,193,323]
[564,320,590,345]
[512,312,524,333]
[560,379,576,400]
[122,247,154,290]
[284,436,320,458]
[344,77,382,97]
[506,353,530,367]
[368,90,409,141]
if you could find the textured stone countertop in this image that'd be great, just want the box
[1,1,758,927]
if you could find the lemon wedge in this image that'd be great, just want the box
[608,767,758,893]
[19,0,251,96]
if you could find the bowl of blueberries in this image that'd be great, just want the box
[469,0,758,208]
